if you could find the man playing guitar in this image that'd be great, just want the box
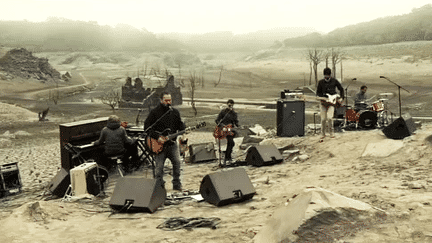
[316,67,344,138]
[215,99,239,165]
[144,92,185,191]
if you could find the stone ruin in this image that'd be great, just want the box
[0,48,61,82]
[120,75,182,108]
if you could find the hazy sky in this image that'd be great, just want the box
[1,0,431,34]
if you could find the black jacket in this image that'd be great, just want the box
[144,103,185,143]
[316,77,345,99]
[215,108,239,127]
[94,120,134,155]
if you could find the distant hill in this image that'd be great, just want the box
[157,27,318,51]
[0,17,185,52]
[283,4,432,47]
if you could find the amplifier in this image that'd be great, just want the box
[70,162,108,196]
[0,162,22,197]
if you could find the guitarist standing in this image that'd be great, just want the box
[215,99,239,165]
[316,67,344,138]
[144,92,185,191]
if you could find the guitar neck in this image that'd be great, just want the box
[167,130,187,140]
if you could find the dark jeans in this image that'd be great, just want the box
[225,135,235,160]
[154,141,182,188]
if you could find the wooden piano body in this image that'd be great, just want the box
[59,117,109,171]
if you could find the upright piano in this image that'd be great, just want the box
[59,117,109,171]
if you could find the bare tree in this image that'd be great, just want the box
[330,48,344,79]
[48,89,60,105]
[178,63,185,87]
[188,71,203,117]
[97,79,122,110]
[143,59,148,78]
[306,48,324,86]
[324,49,331,68]
[214,65,224,87]
[48,80,60,104]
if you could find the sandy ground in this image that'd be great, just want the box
[1,51,432,242]
[1,99,432,242]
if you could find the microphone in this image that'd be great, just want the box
[379,76,385,79]
[168,105,173,111]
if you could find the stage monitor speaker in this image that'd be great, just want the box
[382,113,416,139]
[189,142,217,163]
[48,168,70,197]
[199,167,255,206]
[109,176,166,213]
[277,100,305,137]
[246,145,283,166]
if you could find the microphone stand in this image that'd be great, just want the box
[344,78,357,108]
[379,76,410,118]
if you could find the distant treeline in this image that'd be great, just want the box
[0,17,315,52]
[0,17,185,52]
[283,4,432,47]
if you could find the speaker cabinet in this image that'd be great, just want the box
[70,162,108,196]
[0,162,22,197]
[199,168,255,206]
[48,168,70,197]
[382,113,416,139]
[189,142,217,163]
[246,145,283,166]
[277,100,305,137]
[109,176,166,213]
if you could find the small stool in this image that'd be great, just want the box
[108,155,125,177]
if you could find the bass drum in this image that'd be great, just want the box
[345,109,358,122]
[357,110,377,129]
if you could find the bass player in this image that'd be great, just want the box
[144,92,185,191]
[316,67,344,139]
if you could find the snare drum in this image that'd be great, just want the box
[372,101,384,112]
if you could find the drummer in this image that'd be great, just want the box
[354,85,368,111]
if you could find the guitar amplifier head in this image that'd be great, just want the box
[70,162,103,196]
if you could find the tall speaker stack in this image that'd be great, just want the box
[276,99,305,137]
[199,168,255,206]
[382,113,416,139]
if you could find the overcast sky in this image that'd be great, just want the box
[1,0,431,34]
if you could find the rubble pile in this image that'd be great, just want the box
[0,48,61,82]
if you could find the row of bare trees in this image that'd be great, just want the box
[306,47,344,86]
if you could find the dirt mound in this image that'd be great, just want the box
[0,102,38,123]
[0,48,61,82]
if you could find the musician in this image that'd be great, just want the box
[215,99,239,165]
[354,85,368,111]
[93,115,138,172]
[316,67,344,138]
[144,92,185,191]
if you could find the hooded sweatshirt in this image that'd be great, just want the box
[94,119,134,155]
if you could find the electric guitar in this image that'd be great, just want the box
[146,122,206,155]
[298,93,341,105]
[213,124,234,139]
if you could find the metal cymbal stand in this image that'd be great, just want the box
[379,76,410,118]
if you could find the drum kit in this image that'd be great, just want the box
[339,98,391,130]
